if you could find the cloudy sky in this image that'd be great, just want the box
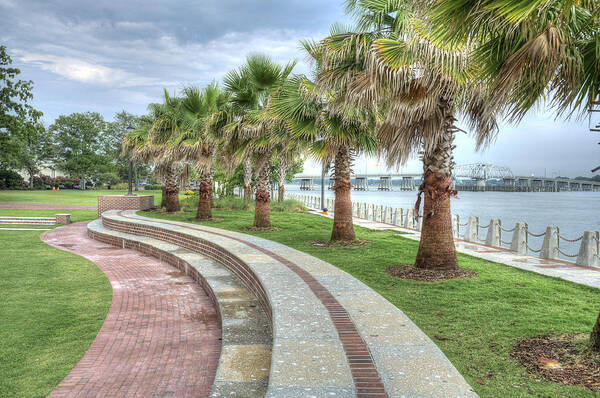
[2,0,599,177]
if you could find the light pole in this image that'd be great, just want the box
[321,161,326,212]
[126,123,135,196]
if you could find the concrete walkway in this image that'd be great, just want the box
[0,201,95,210]
[312,211,600,289]
[42,222,221,398]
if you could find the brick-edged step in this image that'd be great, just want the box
[0,216,56,225]
[96,211,478,398]
[87,219,272,397]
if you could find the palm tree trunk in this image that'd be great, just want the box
[331,145,355,241]
[164,164,180,213]
[253,154,271,228]
[592,312,600,352]
[414,102,458,270]
[277,158,289,203]
[160,185,167,208]
[195,167,213,220]
[243,158,253,202]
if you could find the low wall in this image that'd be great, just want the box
[97,195,154,217]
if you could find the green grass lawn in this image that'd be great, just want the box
[0,214,111,397]
[142,208,600,398]
[0,209,99,225]
[0,189,163,206]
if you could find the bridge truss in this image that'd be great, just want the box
[454,163,514,180]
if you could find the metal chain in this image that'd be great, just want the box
[558,248,579,258]
[500,239,512,245]
[558,234,583,243]
[479,223,490,229]
[526,243,542,253]
[527,231,546,237]
[501,226,516,233]
[459,222,469,227]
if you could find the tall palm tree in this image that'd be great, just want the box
[318,1,498,265]
[224,53,296,228]
[176,83,232,220]
[270,41,377,241]
[429,0,600,352]
[146,89,188,213]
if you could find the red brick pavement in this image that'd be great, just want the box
[41,222,221,398]
[0,201,96,210]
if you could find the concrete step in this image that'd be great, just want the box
[93,210,479,398]
[0,216,56,225]
[87,220,272,398]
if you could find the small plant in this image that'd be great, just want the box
[270,199,306,213]
[184,190,196,196]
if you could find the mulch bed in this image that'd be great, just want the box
[240,226,281,232]
[311,239,371,247]
[512,334,600,391]
[387,265,478,282]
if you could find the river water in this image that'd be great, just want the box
[285,184,600,261]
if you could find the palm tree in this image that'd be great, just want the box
[146,89,188,213]
[429,0,600,352]
[317,1,498,264]
[270,41,376,241]
[224,53,296,228]
[273,142,303,202]
[176,83,232,220]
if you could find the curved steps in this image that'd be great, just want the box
[91,210,478,398]
[88,219,272,397]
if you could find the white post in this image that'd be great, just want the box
[360,203,367,219]
[367,204,374,221]
[485,218,501,247]
[394,208,403,226]
[403,208,415,229]
[384,206,393,224]
[540,226,559,259]
[451,214,459,238]
[375,205,383,222]
[352,202,358,217]
[510,222,528,255]
[418,211,424,231]
[464,216,479,242]
[576,231,599,267]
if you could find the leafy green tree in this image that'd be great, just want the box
[0,45,44,175]
[49,112,108,188]
[105,111,151,187]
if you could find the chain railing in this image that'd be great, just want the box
[285,192,598,267]
[558,234,584,243]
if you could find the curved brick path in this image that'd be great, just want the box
[41,222,221,398]
[0,201,95,210]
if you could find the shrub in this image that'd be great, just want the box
[213,196,253,211]
[0,169,24,189]
[181,193,198,212]
[270,199,307,213]
[184,190,195,196]
[111,183,128,190]
[144,184,162,191]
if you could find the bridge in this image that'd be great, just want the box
[293,163,600,192]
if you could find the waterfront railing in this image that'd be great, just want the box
[285,193,599,268]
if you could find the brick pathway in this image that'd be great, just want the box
[0,201,95,210]
[41,222,221,398]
